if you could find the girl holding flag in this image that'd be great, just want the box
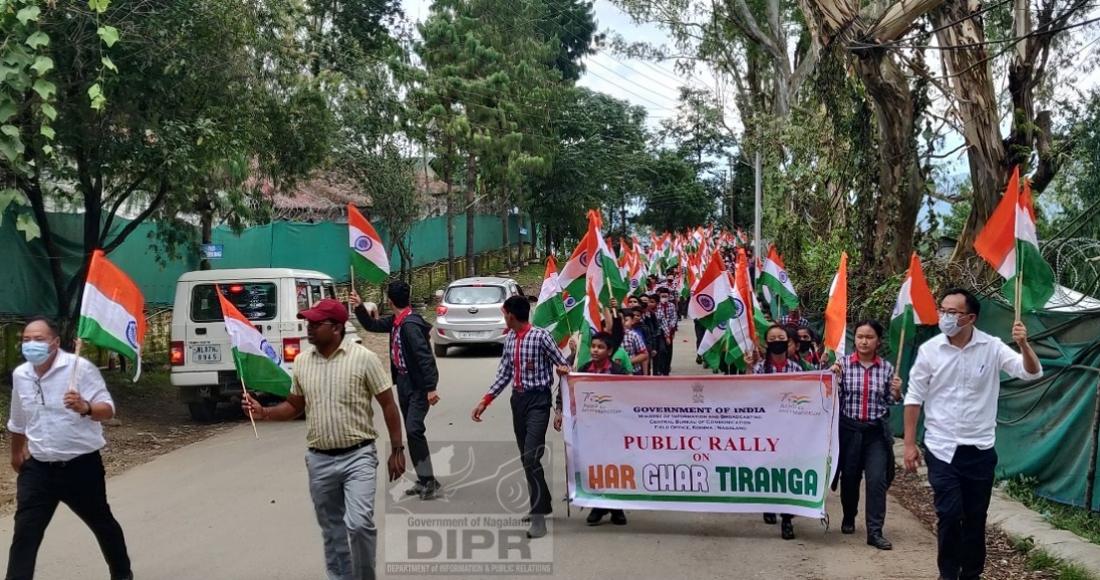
[830,321,902,551]
[746,324,804,540]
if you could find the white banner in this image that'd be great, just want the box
[562,372,839,518]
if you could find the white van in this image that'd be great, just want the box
[169,268,353,421]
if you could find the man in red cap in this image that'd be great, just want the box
[243,298,405,580]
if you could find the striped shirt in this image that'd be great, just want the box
[657,302,678,336]
[486,325,567,398]
[290,342,392,450]
[837,353,895,421]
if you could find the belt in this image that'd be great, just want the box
[31,450,100,468]
[309,440,374,456]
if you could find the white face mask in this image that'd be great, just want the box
[938,313,968,337]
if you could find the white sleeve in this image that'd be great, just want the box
[80,360,115,411]
[904,345,932,406]
[7,383,26,434]
[998,341,1042,381]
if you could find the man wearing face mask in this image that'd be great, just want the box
[903,288,1042,580]
[654,288,677,375]
[6,317,133,580]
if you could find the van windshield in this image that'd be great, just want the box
[191,283,278,322]
[445,285,506,305]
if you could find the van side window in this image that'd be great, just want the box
[192,283,278,322]
[323,282,337,300]
[309,280,323,305]
[296,279,310,310]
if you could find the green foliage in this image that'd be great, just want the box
[1046,90,1100,239]
[637,149,716,232]
[1002,476,1100,546]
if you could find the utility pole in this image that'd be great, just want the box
[753,150,762,258]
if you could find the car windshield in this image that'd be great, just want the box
[445,285,506,305]
[191,283,277,322]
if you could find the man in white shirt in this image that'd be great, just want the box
[903,289,1041,580]
[6,317,132,580]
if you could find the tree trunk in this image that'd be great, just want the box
[500,200,512,272]
[931,0,1008,261]
[200,206,214,271]
[445,171,455,281]
[465,153,477,276]
[853,51,925,275]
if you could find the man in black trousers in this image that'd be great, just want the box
[470,296,569,539]
[903,288,1042,580]
[353,281,442,500]
[7,317,132,580]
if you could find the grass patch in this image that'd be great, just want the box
[1009,533,1098,580]
[1003,476,1100,545]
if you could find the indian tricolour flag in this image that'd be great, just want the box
[759,244,798,314]
[575,277,633,372]
[822,252,849,363]
[727,248,759,371]
[688,251,734,330]
[558,226,594,332]
[77,250,146,380]
[890,252,938,364]
[532,256,569,344]
[219,289,292,396]
[697,320,730,371]
[974,166,1056,312]
[588,213,629,305]
[348,203,389,284]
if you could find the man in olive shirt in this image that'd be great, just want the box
[243,299,405,580]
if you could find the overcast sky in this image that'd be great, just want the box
[400,0,1100,195]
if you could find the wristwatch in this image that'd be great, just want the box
[80,401,93,417]
[392,445,405,453]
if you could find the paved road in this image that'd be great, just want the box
[0,322,939,579]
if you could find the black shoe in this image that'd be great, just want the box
[405,481,426,496]
[867,534,893,550]
[763,513,777,525]
[586,508,607,526]
[610,510,627,526]
[781,519,795,540]
[841,519,855,535]
[418,480,442,500]
[527,515,547,539]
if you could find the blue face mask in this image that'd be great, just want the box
[21,341,51,365]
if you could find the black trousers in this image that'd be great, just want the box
[926,446,997,580]
[6,451,131,580]
[396,375,435,484]
[839,418,892,536]
[654,337,673,375]
[511,389,553,515]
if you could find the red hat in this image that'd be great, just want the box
[298,298,349,324]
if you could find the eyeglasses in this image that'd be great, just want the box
[305,320,337,329]
[937,309,971,317]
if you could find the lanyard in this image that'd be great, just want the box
[513,324,532,389]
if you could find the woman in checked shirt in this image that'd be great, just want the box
[831,320,902,551]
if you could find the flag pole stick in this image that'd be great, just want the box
[350,264,356,293]
[66,339,83,393]
[240,379,260,440]
[894,324,906,371]
[1014,268,1023,323]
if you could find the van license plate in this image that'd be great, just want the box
[456,331,487,339]
[190,344,221,364]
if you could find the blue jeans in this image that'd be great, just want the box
[306,444,379,580]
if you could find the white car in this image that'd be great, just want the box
[432,277,524,356]
[169,268,356,421]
